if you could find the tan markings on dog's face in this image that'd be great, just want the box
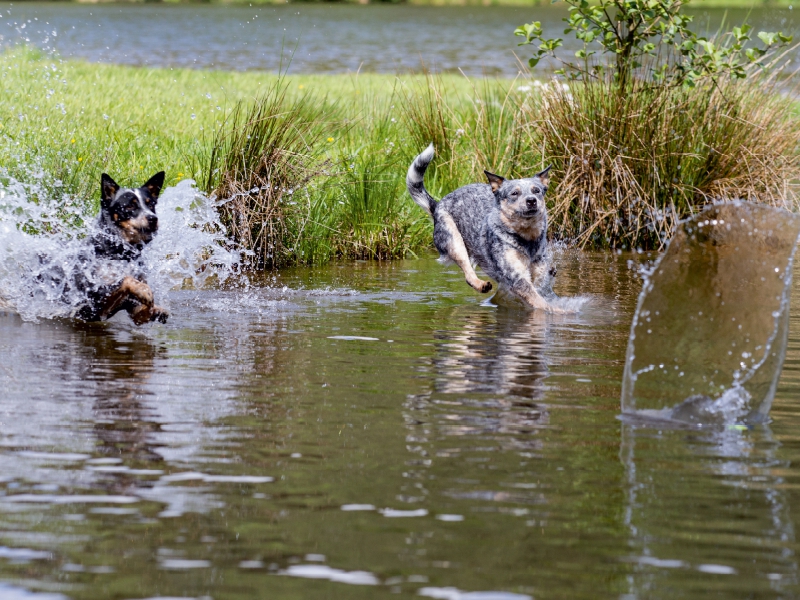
[118,214,152,245]
[500,199,546,240]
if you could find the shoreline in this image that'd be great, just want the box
[29,0,798,7]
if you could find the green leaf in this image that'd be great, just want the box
[758,31,778,46]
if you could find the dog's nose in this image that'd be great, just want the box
[147,215,158,229]
[526,198,538,210]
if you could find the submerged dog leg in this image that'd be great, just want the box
[436,213,492,293]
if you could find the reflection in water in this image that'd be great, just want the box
[87,329,165,465]
[0,254,797,599]
[432,309,550,398]
[405,308,552,479]
[621,423,798,597]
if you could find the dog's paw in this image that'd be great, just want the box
[129,305,168,326]
[150,306,169,324]
[130,305,151,326]
[479,280,493,293]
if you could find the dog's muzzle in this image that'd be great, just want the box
[522,198,540,216]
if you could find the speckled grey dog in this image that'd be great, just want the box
[406,144,559,312]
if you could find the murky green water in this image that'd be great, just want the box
[0,251,799,599]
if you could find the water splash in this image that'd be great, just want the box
[0,176,242,322]
[621,201,800,427]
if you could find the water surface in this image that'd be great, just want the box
[0,252,800,598]
[0,3,797,76]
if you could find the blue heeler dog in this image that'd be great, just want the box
[406,144,561,312]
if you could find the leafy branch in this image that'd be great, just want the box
[515,0,793,88]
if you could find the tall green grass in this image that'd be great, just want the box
[2,47,799,266]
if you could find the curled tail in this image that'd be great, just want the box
[406,144,437,217]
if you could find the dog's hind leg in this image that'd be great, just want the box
[435,213,492,293]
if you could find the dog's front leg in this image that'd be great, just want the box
[97,276,151,320]
[130,304,169,325]
[510,279,557,312]
[120,277,169,324]
[100,276,168,324]
[500,249,564,313]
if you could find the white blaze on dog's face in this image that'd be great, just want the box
[100,172,164,246]
[484,166,551,240]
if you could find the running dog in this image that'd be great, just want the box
[406,144,560,312]
[74,172,169,325]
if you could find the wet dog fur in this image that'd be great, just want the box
[407,144,560,312]
[75,172,169,325]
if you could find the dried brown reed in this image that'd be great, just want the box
[521,77,800,249]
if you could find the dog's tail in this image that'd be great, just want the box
[406,144,437,217]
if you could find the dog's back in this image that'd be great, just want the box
[434,184,495,265]
[406,145,495,266]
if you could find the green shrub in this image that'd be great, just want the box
[200,78,332,269]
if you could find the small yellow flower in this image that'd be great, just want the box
[78,157,82,162]
[298,84,305,89]
[139,165,143,170]
[178,172,184,177]
[70,138,75,143]
[327,137,334,143]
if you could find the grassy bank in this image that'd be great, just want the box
[0,48,484,265]
[1,48,798,268]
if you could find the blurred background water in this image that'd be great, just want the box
[0,3,797,76]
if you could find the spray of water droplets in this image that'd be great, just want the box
[0,175,243,322]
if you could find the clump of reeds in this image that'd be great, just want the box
[201,79,331,269]
[520,75,800,250]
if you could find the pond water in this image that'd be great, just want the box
[0,247,799,599]
[0,2,798,76]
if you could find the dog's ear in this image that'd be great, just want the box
[101,173,119,209]
[535,165,552,186]
[143,171,165,201]
[484,170,505,193]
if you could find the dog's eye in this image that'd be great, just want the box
[533,187,542,195]
[511,190,519,196]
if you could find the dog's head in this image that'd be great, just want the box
[485,166,552,238]
[100,172,165,247]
